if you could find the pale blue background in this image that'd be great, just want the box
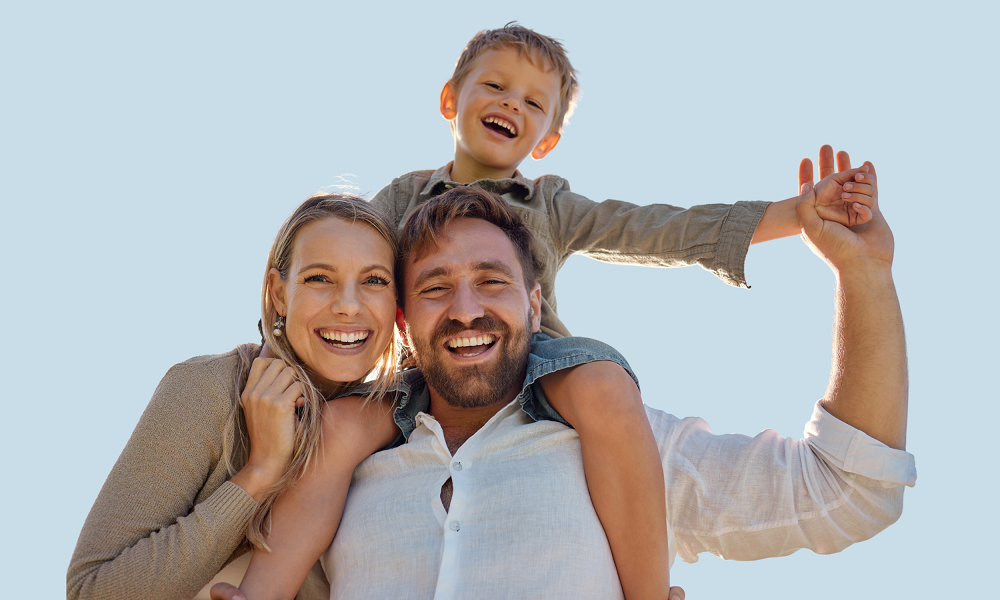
[2,1,996,597]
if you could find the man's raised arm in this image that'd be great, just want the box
[796,162,907,450]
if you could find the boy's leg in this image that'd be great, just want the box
[538,360,670,600]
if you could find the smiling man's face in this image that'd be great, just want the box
[400,217,541,410]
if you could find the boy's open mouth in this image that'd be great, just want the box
[483,116,517,138]
[446,334,497,357]
[319,330,370,349]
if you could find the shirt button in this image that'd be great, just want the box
[449,521,461,532]
[452,461,462,471]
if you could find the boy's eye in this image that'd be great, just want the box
[485,82,502,90]
[527,100,542,111]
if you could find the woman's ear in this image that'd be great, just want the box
[395,307,409,346]
[267,268,288,316]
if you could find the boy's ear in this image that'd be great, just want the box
[267,268,288,317]
[530,131,561,160]
[440,82,458,120]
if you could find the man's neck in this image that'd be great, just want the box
[428,388,519,455]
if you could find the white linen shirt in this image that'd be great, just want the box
[321,398,916,600]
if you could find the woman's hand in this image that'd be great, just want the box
[228,357,304,501]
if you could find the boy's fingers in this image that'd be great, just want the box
[854,203,873,224]
[842,182,876,199]
[818,144,835,179]
[799,158,814,193]
[836,150,852,172]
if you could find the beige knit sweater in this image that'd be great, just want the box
[67,349,329,600]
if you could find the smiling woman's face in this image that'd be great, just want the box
[269,217,397,393]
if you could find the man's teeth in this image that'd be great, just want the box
[447,334,496,348]
[320,331,369,343]
[483,117,517,136]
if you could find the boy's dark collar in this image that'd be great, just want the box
[420,162,537,202]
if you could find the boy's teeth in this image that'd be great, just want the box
[447,334,496,348]
[484,117,516,136]
[321,331,369,343]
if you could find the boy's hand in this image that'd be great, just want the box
[799,144,877,227]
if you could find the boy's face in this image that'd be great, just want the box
[441,46,563,179]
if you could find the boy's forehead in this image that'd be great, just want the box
[467,45,559,83]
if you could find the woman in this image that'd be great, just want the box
[67,193,403,600]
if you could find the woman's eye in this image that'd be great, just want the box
[366,275,390,286]
[305,275,328,283]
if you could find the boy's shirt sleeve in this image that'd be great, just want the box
[544,181,769,289]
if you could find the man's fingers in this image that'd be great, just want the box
[818,144,835,179]
[836,150,851,172]
[799,158,814,194]
[209,582,245,600]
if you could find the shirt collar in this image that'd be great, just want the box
[419,162,537,203]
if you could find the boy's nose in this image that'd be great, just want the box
[501,98,520,113]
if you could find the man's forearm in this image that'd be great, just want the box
[821,264,908,450]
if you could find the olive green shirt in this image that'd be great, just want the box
[372,163,770,338]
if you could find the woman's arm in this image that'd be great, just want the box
[233,396,399,600]
[67,352,299,600]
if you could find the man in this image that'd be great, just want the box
[216,165,914,599]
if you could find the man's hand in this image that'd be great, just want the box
[796,161,893,272]
[800,145,877,227]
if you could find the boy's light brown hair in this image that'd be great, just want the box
[398,186,536,305]
[450,22,580,134]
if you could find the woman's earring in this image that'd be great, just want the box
[272,316,286,337]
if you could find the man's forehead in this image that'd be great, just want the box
[407,218,521,283]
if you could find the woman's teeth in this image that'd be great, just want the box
[320,330,369,348]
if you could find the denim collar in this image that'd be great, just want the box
[418,162,537,203]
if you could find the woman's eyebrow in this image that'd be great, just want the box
[298,263,391,274]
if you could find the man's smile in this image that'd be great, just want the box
[445,333,498,357]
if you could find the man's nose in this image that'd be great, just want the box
[447,281,485,325]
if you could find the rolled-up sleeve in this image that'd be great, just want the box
[652,401,916,564]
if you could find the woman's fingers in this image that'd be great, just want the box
[836,149,852,173]
[818,144,836,179]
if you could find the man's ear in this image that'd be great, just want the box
[530,131,561,160]
[267,268,288,317]
[395,307,410,346]
[529,283,542,333]
[440,81,458,121]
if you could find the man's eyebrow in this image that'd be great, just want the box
[413,266,451,289]
[474,260,516,279]
[298,263,391,274]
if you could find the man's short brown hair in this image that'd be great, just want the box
[398,186,535,305]
[450,22,579,134]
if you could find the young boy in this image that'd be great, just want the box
[368,23,876,600]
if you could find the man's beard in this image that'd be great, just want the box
[412,313,533,409]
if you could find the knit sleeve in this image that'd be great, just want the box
[67,356,259,600]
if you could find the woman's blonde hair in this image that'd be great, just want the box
[223,192,401,551]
